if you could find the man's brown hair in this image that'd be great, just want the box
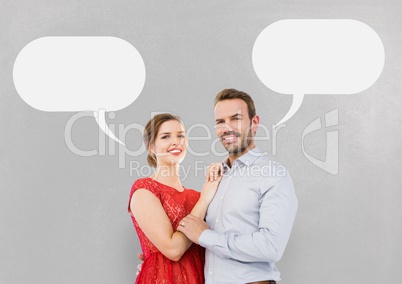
[214,88,256,120]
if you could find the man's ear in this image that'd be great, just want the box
[251,115,260,134]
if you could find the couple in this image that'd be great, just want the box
[128,89,298,284]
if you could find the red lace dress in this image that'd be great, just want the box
[128,177,205,284]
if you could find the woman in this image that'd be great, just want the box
[128,113,221,284]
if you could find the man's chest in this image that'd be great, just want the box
[206,175,262,232]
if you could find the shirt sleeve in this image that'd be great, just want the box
[198,174,298,263]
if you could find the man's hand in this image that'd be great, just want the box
[177,214,209,244]
[136,253,144,276]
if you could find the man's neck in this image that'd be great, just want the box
[227,145,256,168]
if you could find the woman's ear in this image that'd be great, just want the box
[149,144,156,155]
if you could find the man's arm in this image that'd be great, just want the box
[179,175,298,263]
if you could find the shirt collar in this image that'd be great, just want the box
[222,147,262,170]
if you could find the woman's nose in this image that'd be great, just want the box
[171,137,180,145]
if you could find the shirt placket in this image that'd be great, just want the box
[208,164,236,283]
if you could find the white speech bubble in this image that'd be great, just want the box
[252,19,385,126]
[13,36,146,144]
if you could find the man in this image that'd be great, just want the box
[177,88,298,284]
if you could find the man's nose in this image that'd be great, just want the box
[224,121,237,132]
[216,123,232,135]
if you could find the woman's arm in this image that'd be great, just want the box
[190,178,221,219]
[130,189,191,261]
[130,179,220,262]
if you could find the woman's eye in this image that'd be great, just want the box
[161,136,168,139]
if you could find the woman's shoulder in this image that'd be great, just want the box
[132,177,153,187]
[131,177,161,196]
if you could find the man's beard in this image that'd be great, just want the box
[221,126,253,156]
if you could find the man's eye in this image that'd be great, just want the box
[215,121,223,125]
[178,135,185,138]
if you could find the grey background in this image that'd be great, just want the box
[1,0,402,283]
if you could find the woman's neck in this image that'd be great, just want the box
[152,164,183,191]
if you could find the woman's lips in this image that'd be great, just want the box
[168,149,182,156]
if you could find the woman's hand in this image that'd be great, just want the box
[205,162,223,182]
[199,176,222,205]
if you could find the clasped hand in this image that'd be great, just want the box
[177,214,209,244]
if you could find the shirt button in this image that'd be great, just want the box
[209,271,213,275]
[215,219,219,223]
[221,196,224,200]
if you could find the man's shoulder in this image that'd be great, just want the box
[252,153,289,178]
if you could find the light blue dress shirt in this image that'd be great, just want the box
[199,147,298,283]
